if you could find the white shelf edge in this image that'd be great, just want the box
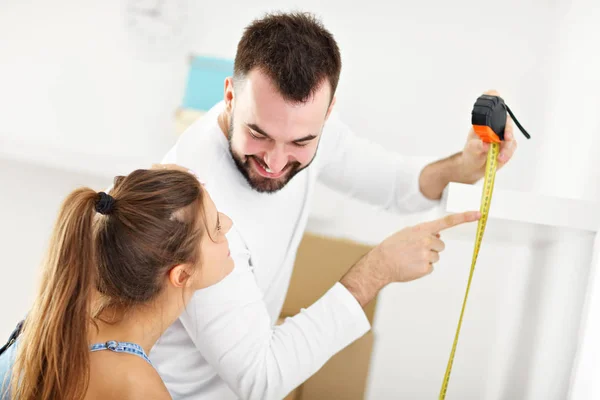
[444,182,600,232]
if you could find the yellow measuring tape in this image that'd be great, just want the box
[438,142,499,400]
[438,94,530,398]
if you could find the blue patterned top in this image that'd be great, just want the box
[89,340,152,366]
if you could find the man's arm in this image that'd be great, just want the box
[340,211,481,307]
[317,113,441,214]
[177,227,371,400]
[418,152,467,201]
[318,90,517,208]
[175,210,478,400]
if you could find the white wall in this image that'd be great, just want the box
[0,0,552,182]
[1,0,598,399]
[0,0,191,177]
[547,1,600,399]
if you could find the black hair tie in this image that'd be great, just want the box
[95,192,116,215]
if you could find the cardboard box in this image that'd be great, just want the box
[174,108,205,136]
[300,332,374,400]
[279,232,377,399]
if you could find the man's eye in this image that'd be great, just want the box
[249,131,265,140]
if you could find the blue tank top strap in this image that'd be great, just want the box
[89,341,152,366]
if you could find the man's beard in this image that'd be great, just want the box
[227,117,315,193]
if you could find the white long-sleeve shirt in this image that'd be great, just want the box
[149,101,438,399]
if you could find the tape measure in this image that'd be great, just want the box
[438,94,531,399]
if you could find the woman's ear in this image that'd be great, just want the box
[168,264,193,288]
[325,95,336,121]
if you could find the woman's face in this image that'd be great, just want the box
[156,164,235,302]
[192,190,234,290]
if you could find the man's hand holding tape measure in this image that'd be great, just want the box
[419,90,520,201]
[460,90,518,182]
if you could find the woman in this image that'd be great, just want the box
[0,166,233,399]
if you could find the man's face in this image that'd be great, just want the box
[226,69,334,193]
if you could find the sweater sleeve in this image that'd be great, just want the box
[178,226,371,400]
[317,112,440,214]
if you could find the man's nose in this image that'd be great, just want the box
[263,148,288,174]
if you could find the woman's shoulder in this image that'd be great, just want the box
[87,352,171,399]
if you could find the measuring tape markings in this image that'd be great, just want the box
[438,94,531,400]
[439,142,499,399]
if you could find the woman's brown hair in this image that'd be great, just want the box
[8,168,206,400]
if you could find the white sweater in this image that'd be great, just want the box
[149,101,438,399]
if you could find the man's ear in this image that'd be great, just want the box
[224,77,235,113]
[168,264,193,288]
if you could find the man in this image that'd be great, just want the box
[150,11,517,399]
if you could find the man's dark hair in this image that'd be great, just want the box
[234,11,342,103]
